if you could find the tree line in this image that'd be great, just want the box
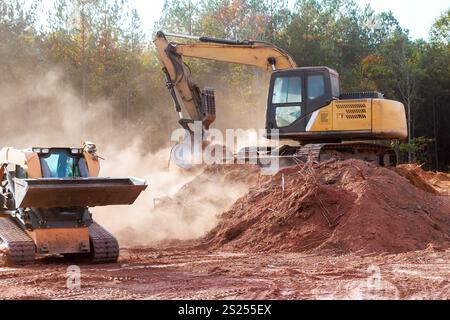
[0,0,449,170]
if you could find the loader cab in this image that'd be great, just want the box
[32,148,89,178]
[265,67,340,139]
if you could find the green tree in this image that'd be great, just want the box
[430,8,450,44]
[156,0,198,35]
[0,0,43,82]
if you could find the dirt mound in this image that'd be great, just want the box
[200,160,450,254]
[394,164,450,196]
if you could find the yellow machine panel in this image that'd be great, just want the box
[333,100,372,131]
[372,99,408,139]
[28,227,90,255]
[306,104,333,132]
[83,151,100,177]
[0,148,42,179]
[307,100,372,132]
[306,98,407,140]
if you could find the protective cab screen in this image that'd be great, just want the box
[39,150,85,178]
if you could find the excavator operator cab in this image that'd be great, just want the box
[266,67,340,137]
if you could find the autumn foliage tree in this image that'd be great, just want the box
[0,0,449,168]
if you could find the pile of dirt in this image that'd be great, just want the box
[199,160,450,254]
[394,164,450,196]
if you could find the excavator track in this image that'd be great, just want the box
[294,142,397,166]
[0,217,36,264]
[294,144,323,163]
[88,221,119,263]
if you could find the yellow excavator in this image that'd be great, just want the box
[153,31,407,169]
[0,142,147,264]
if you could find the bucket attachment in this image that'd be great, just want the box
[14,177,147,208]
[170,130,198,170]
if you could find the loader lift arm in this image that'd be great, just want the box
[153,31,297,131]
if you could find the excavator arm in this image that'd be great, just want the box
[153,31,297,131]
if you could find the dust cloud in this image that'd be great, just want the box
[0,71,113,147]
[0,70,261,246]
[93,145,251,246]
[201,67,270,132]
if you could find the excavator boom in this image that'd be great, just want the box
[166,32,297,70]
[153,31,297,130]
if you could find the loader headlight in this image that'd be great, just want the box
[41,148,49,153]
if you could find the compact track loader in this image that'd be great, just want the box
[0,142,147,264]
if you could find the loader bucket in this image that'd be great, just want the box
[13,177,147,208]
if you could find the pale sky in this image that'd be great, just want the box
[34,0,449,40]
[129,0,449,40]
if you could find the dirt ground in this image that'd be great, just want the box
[1,161,449,300]
[0,247,449,300]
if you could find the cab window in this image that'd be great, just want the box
[307,74,325,100]
[276,106,301,127]
[15,165,28,178]
[272,76,302,127]
[330,73,340,97]
[272,76,302,103]
[39,150,81,178]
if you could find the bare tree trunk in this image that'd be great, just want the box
[269,0,274,42]
[80,0,88,138]
[407,98,412,163]
[81,2,86,107]
[433,97,439,169]
[188,0,192,35]
[396,39,415,163]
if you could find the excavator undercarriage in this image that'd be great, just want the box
[232,142,396,174]
[280,143,396,166]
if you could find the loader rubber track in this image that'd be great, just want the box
[0,217,36,265]
[88,221,119,263]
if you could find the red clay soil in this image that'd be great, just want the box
[394,164,450,196]
[1,248,449,299]
[199,159,450,254]
[2,161,450,300]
